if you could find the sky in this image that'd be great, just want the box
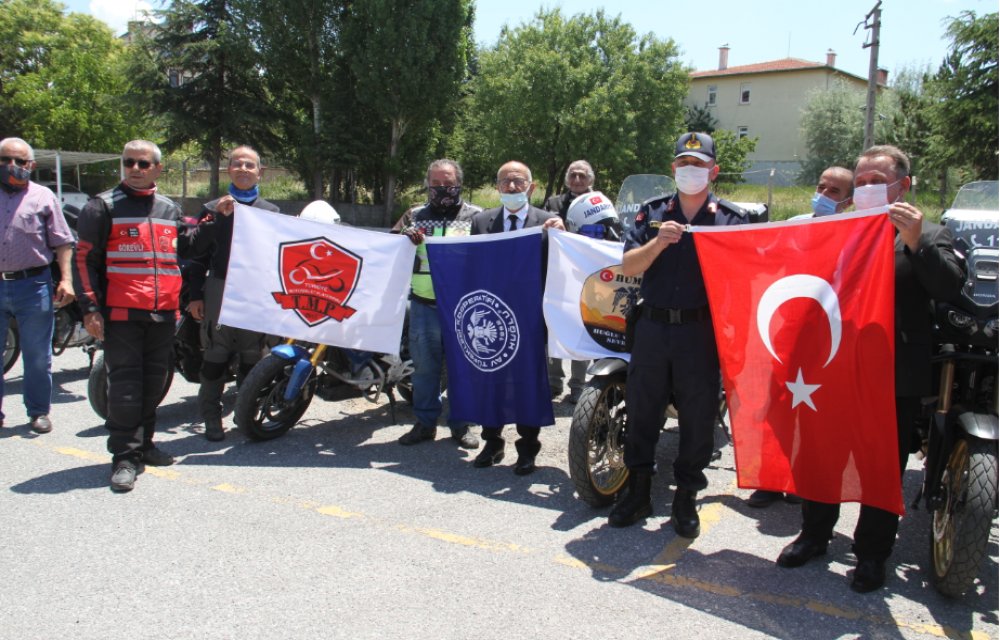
[62,0,991,80]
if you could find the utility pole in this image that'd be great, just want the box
[859,1,882,150]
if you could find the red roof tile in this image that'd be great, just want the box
[691,58,826,78]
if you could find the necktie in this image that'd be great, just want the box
[508,214,519,232]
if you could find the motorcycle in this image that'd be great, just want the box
[233,331,414,442]
[567,174,736,506]
[916,184,998,598]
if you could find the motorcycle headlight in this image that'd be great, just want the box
[985,318,999,338]
[947,309,977,334]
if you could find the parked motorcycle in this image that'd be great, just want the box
[916,183,998,598]
[233,333,414,442]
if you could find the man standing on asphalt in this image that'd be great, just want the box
[468,161,563,475]
[544,159,597,403]
[74,140,188,492]
[394,158,481,449]
[0,137,76,434]
[186,146,283,442]
[776,145,964,593]
[609,133,747,537]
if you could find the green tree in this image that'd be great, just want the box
[926,10,998,180]
[798,80,900,185]
[712,129,757,185]
[684,103,718,134]
[129,0,282,197]
[460,9,688,198]
[0,0,146,150]
[342,0,475,225]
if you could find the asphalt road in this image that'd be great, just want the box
[1,348,996,640]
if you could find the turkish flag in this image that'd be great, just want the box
[692,212,902,515]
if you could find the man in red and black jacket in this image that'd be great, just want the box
[74,140,191,493]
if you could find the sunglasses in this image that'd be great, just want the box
[123,158,155,169]
[0,156,30,167]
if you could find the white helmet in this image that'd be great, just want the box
[566,191,617,233]
[299,200,341,225]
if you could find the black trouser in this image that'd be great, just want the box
[624,315,720,491]
[481,425,541,458]
[799,397,919,562]
[104,319,174,465]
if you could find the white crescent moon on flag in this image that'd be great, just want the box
[756,275,842,367]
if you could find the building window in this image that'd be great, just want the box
[737,126,749,139]
[739,83,751,104]
[707,84,717,106]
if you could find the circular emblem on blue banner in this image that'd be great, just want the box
[453,289,520,372]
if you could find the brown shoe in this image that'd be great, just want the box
[30,415,52,434]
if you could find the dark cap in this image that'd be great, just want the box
[675,132,715,162]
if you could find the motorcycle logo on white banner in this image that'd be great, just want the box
[220,203,415,355]
[544,229,641,361]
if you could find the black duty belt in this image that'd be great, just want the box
[642,304,709,325]
[0,265,47,281]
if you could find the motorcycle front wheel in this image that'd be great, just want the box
[568,373,629,507]
[87,351,175,421]
[234,353,316,441]
[3,322,19,374]
[930,434,999,597]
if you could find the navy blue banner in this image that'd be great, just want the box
[426,231,554,427]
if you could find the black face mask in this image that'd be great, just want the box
[429,185,462,209]
[0,163,31,191]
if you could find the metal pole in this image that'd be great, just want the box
[862,1,882,150]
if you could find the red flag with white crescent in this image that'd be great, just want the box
[692,212,902,515]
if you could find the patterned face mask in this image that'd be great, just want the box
[429,185,462,209]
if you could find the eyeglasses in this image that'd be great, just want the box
[499,177,529,189]
[123,158,154,169]
[230,160,258,170]
[0,156,30,167]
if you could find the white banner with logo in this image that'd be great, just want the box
[219,203,415,354]
[543,229,639,362]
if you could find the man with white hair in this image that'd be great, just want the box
[0,137,76,434]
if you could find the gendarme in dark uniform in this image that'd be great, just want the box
[609,132,746,537]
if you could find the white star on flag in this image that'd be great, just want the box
[786,368,821,410]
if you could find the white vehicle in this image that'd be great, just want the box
[40,181,91,213]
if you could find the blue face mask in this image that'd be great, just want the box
[811,192,841,216]
[499,191,529,211]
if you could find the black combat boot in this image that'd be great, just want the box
[199,375,226,441]
[608,468,653,527]
[671,488,700,538]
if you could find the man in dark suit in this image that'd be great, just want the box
[776,145,965,593]
[469,161,563,475]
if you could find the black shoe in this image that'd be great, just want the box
[141,446,175,466]
[746,490,782,508]
[567,388,583,404]
[608,469,653,528]
[110,461,139,493]
[850,558,886,593]
[473,440,505,468]
[776,536,828,568]
[513,455,536,476]
[29,415,52,434]
[671,488,700,539]
[399,424,435,445]
[451,428,479,450]
[783,493,803,504]
[205,416,225,442]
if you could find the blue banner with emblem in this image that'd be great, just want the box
[425,228,554,427]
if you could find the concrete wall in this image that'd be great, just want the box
[176,197,389,228]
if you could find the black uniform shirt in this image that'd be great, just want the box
[624,192,746,309]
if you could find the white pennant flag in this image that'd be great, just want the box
[219,203,415,354]
[543,229,639,361]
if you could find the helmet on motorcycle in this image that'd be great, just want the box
[566,191,617,234]
[299,200,341,225]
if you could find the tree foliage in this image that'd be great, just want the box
[128,0,283,196]
[712,129,757,185]
[798,80,900,185]
[0,0,147,150]
[459,9,689,198]
[926,10,998,180]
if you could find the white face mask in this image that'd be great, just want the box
[852,180,900,210]
[499,190,529,211]
[674,165,710,195]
